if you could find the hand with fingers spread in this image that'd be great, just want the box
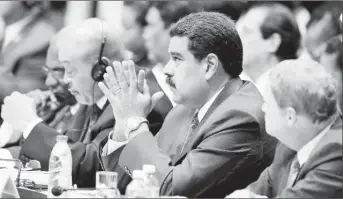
[98,60,164,141]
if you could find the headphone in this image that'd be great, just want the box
[91,19,109,82]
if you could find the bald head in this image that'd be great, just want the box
[58,18,127,66]
[55,18,127,105]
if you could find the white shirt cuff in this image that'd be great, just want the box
[0,148,14,159]
[23,118,43,139]
[0,121,14,148]
[102,131,128,156]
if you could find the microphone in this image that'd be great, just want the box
[0,158,23,187]
[51,186,67,196]
[51,185,116,196]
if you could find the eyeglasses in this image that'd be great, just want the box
[42,65,65,79]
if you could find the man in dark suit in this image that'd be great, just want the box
[1,18,172,187]
[0,35,77,159]
[99,12,277,198]
[227,59,342,198]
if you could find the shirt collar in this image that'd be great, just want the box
[96,95,107,110]
[297,124,331,167]
[197,87,225,122]
[70,103,80,115]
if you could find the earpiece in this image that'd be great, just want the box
[92,57,109,82]
[91,19,109,82]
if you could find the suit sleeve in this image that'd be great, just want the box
[118,110,264,197]
[20,122,110,187]
[275,144,342,198]
[247,167,273,197]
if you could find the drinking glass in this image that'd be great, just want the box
[96,171,121,198]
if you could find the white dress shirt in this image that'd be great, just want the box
[297,124,332,167]
[240,70,270,96]
[102,86,225,156]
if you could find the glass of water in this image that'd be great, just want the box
[96,171,121,198]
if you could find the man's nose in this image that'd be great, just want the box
[163,60,173,76]
[45,73,58,87]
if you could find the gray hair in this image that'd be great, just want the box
[268,59,339,124]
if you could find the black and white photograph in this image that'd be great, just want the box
[0,1,342,198]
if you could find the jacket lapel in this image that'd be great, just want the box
[292,118,342,185]
[175,77,244,163]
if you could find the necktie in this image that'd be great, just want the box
[287,156,301,187]
[180,111,199,155]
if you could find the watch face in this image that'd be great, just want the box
[127,117,139,130]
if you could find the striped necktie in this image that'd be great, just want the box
[287,156,301,187]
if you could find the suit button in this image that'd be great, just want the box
[125,166,131,176]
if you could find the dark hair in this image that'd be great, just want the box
[195,1,248,20]
[150,1,196,28]
[170,12,243,77]
[251,3,301,60]
[123,1,150,27]
[307,2,343,35]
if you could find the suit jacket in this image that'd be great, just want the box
[247,118,343,198]
[19,71,172,187]
[100,77,277,197]
[4,104,74,159]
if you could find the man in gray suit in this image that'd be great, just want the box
[99,12,277,197]
[227,59,342,198]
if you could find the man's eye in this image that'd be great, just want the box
[173,57,181,61]
[66,69,75,76]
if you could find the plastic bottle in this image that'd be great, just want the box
[48,135,72,197]
[142,164,160,197]
[126,170,149,198]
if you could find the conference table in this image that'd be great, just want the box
[0,169,103,198]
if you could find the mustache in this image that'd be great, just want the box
[166,76,175,88]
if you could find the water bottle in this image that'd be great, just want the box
[142,164,160,197]
[48,135,72,197]
[126,170,149,198]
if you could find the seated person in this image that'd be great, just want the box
[304,2,343,113]
[0,1,58,123]
[227,59,342,198]
[1,18,172,187]
[0,36,78,159]
[99,12,277,197]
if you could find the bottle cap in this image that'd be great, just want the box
[132,170,145,179]
[142,164,156,174]
[56,135,68,142]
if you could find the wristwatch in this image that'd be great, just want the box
[124,117,149,139]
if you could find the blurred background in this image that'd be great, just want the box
[0,0,342,123]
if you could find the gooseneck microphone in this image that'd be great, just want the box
[51,185,116,196]
[51,186,67,196]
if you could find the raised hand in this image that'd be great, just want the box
[1,91,40,132]
[98,60,163,141]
